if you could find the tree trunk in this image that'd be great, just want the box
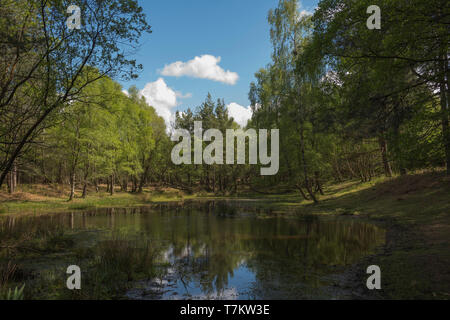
[138,166,150,193]
[57,162,63,184]
[7,172,12,194]
[123,177,128,192]
[379,135,393,177]
[12,163,17,191]
[69,173,76,201]
[110,174,115,195]
[6,162,17,194]
[82,183,88,198]
[440,57,450,175]
[81,166,89,198]
[212,168,216,193]
[132,176,138,193]
[299,125,318,204]
[297,185,310,201]
[314,171,324,195]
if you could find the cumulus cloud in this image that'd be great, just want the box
[227,102,253,128]
[161,55,239,85]
[297,1,316,19]
[138,78,190,129]
[176,91,192,99]
[299,9,312,17]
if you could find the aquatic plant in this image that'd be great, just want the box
[2,284,25,300]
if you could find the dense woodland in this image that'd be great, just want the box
[1,0,449,203]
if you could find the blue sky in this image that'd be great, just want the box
[120,0,318,128]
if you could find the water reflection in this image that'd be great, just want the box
[1,201,385,299]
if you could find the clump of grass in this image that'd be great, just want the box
[0,261,17,288]
[95,235,159,281]
[21,232,162,300]
[57,233,161,300]
[0,261,25,300]
[69,204,94,211]
[0,216,76,300]
[1,284,25,300]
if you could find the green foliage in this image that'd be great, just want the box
[1,284,25,300]
[0,0,152,188]
[248,0,449,199]
[172,93,242,194]
[25,72,167,199]
[0,0,448,202]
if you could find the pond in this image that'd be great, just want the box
[0,200,385,299]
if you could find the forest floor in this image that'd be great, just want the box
[0,171,449,299]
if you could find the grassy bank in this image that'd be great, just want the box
[0,185,201,216]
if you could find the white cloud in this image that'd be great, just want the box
[176,91,192,99]
[299,9,312,17]
[297,1,316,19]
[227,103,253,128]
[161,55,239,85]
[122,89,129,96]
[138,78,190,129]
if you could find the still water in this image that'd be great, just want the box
[3,200,385,299]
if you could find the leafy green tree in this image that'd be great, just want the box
[312,0,450,173]
[0,0,151,187]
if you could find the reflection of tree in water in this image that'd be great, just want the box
[243,216,385,298]
[131,202,385,298]
[169,245,245,296]
[4,201,385,298]
[154,203,249,295]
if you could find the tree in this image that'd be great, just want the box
[0,0,151,187]
[312,0,450,172]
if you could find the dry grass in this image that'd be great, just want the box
[0,261,18,290]
[0,184,97,202]
[0,184,191,216]
[0,184,186,202]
